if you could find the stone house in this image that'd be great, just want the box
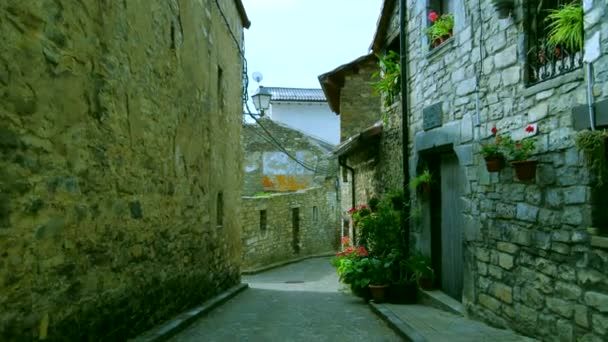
[367,0,608,340]
[241,118,339,270]
[262,87,340,144]
[0,0,249,340]
[319,53,405,218]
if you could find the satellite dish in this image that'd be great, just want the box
[252,71,263,84]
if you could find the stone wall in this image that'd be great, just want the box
[339,141,381,215]
[241,181,340,270]
[375,0,608,340]
[340,58,381,142]
[242,118,336,196]
[0,0,246,340]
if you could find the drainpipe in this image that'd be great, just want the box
[399,0,411,254]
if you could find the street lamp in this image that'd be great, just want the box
[252,86,272,117]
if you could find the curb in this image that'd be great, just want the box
[369,302,427,342]
[241,252,335,275]
[131,283,249,342]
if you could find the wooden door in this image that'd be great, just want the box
[440,153,464,301]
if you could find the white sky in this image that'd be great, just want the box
[241,0,383,94]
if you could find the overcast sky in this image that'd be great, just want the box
[241,0,382,95]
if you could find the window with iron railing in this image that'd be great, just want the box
[526,0,583,86]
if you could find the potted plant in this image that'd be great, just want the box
[368,256,392,303]
[491,0,515,19]
[332,245,372,300]
[504,125,538,181]
[574,129,608,186]
[426,11,454,48]
[409,169,433,194]
[546,3,583,54]
[406,254,435,290]
[386,251,418,304]
[480,126,507,172]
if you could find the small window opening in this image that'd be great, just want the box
[260,210,267,232]
[217,66,224,110]
[216,192,223,227]
[312,206,319,223]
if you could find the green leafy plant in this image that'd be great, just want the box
[405,253,435,288]
[409,169,433,191]
[372,51,401,108]
[426,12,454,46]
[502,126,537,161]
[358,203,402,256]
[546,3,583,52]
[480,127,508,158]
[575,129,608,186]
[369,256,392,285]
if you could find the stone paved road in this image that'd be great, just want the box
[169,257,402,342]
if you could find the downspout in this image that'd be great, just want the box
[399,0,411,254]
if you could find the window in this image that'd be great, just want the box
[525,0,583,85]
[312,206,319,223]
[217,66,224,110]
[427,0,456,49]
[292,208,300,253]
[216,192,223,227]
[342,167,349,183]
[260,210,267,232]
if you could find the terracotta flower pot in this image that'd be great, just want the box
[511,160,537,181]
[369,284,389,303]
[484,155,505,172]
[433,39,442,47]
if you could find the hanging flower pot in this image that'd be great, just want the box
[511,160,537,181]
[491,0,515,19]
[484,154,505,172]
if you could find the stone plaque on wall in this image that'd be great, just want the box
[423,102,442,131]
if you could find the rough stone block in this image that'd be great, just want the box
[562,206,584,226]
[556,319,574,341]
[585,292,608,313]
[547,297,574,318]
[551,242,571,255]
[498,252,514,270]
[516,203,539,222]
[502,66,521,86]
[563,186,587,204]
[488,265,503,279]
[528,103,549,122]
[575,305,589,328]
[494,45,517,69]
[592,313,608,335]
[479,293,501,311]
[497,242,519,254]
[578,269,605,287]
[495,203,516,219]
[491,283,513,303]
[456,77,477,96]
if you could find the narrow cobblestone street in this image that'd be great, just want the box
[169,257,401,341]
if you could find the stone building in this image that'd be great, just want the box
[0,0,249,340]
[367,0,608,340]
[241,118,339,269]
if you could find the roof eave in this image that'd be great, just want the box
[234,0,251,29]
[370,0,396,53]
[333,122,383,156]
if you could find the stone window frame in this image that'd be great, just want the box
[312,206,319,223]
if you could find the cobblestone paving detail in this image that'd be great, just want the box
[170,257,401,341]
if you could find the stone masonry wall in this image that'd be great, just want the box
[0,0,245,340]
[242,118,336,196]
[340,59,381,142]
[375,0,608,340]
[241,181,340,270]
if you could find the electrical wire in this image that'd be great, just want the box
[214,0,336,175]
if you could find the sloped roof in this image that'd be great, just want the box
[318,54,377,115]
[234,0,251,29]
[333,121,383,156]
[265,87,327,102]
[370,0,396,53]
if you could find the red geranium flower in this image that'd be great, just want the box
[357,246,368,257]
[515,143,522,148]
[341,236,351,246]
[491,126,498,135]
[525,125,535,133]
[347,207,357,214]
[428,11,439,23]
